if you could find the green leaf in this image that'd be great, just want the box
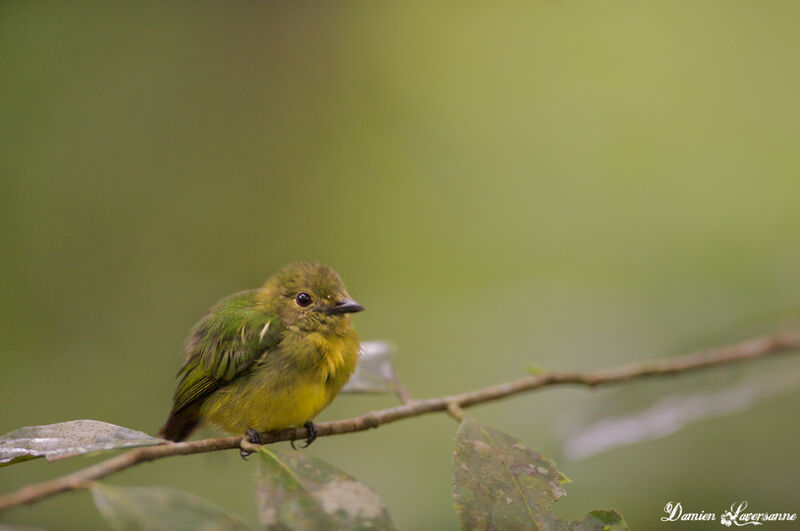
[255,447,395,530]
[0,420,163,467]
[341,341,399,394]
[91,484,253,531]
[525,364,547,376]
[452,417,626,530]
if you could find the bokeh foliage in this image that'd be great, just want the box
[2,1,800,529]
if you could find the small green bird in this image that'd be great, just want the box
[158,262,363,450]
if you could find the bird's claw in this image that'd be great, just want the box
[290,421,318,450]
[240,428,265,460]
[247,428,265,444]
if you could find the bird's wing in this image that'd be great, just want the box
[170,291,283,414]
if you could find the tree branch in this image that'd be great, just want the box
[1,330,798,513]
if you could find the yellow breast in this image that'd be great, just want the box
[199,327,360,435]
[307,331,355,382]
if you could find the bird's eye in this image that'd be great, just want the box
[296,292,313,307]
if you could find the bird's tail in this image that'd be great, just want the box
[158,407,200,442]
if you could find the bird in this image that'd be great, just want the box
[158,262,363,454]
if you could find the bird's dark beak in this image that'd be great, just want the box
[327,298,364,315]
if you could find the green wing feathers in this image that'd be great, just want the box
[158,291,282,441]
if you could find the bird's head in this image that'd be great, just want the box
[258,262,363,330]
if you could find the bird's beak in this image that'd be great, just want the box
[326,298,364,315]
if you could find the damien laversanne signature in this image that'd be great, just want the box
[662,501,797,526]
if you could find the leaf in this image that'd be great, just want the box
[341,341,399,394]
[452,417,626,530]
[560,361,800,460]
[525,364,547,376]
[91,484,253,531]
[0,420,163,467]
[255,447,395,530]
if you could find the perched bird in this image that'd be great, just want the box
[158,262,363,452]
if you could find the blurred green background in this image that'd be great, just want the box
[2,2,800,529]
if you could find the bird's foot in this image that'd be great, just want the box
[290,421,318,450]
[240,428,265,460]
[247,428,265,444]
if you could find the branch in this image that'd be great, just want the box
[1,330,798,513]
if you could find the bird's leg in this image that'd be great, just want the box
[240,428,265,460]
[290,421,318,450]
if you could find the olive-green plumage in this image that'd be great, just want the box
[158,262,363,442]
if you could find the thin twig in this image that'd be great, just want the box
[392,380,415,404]
[446,402,466,421]
[1,330,798,513]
